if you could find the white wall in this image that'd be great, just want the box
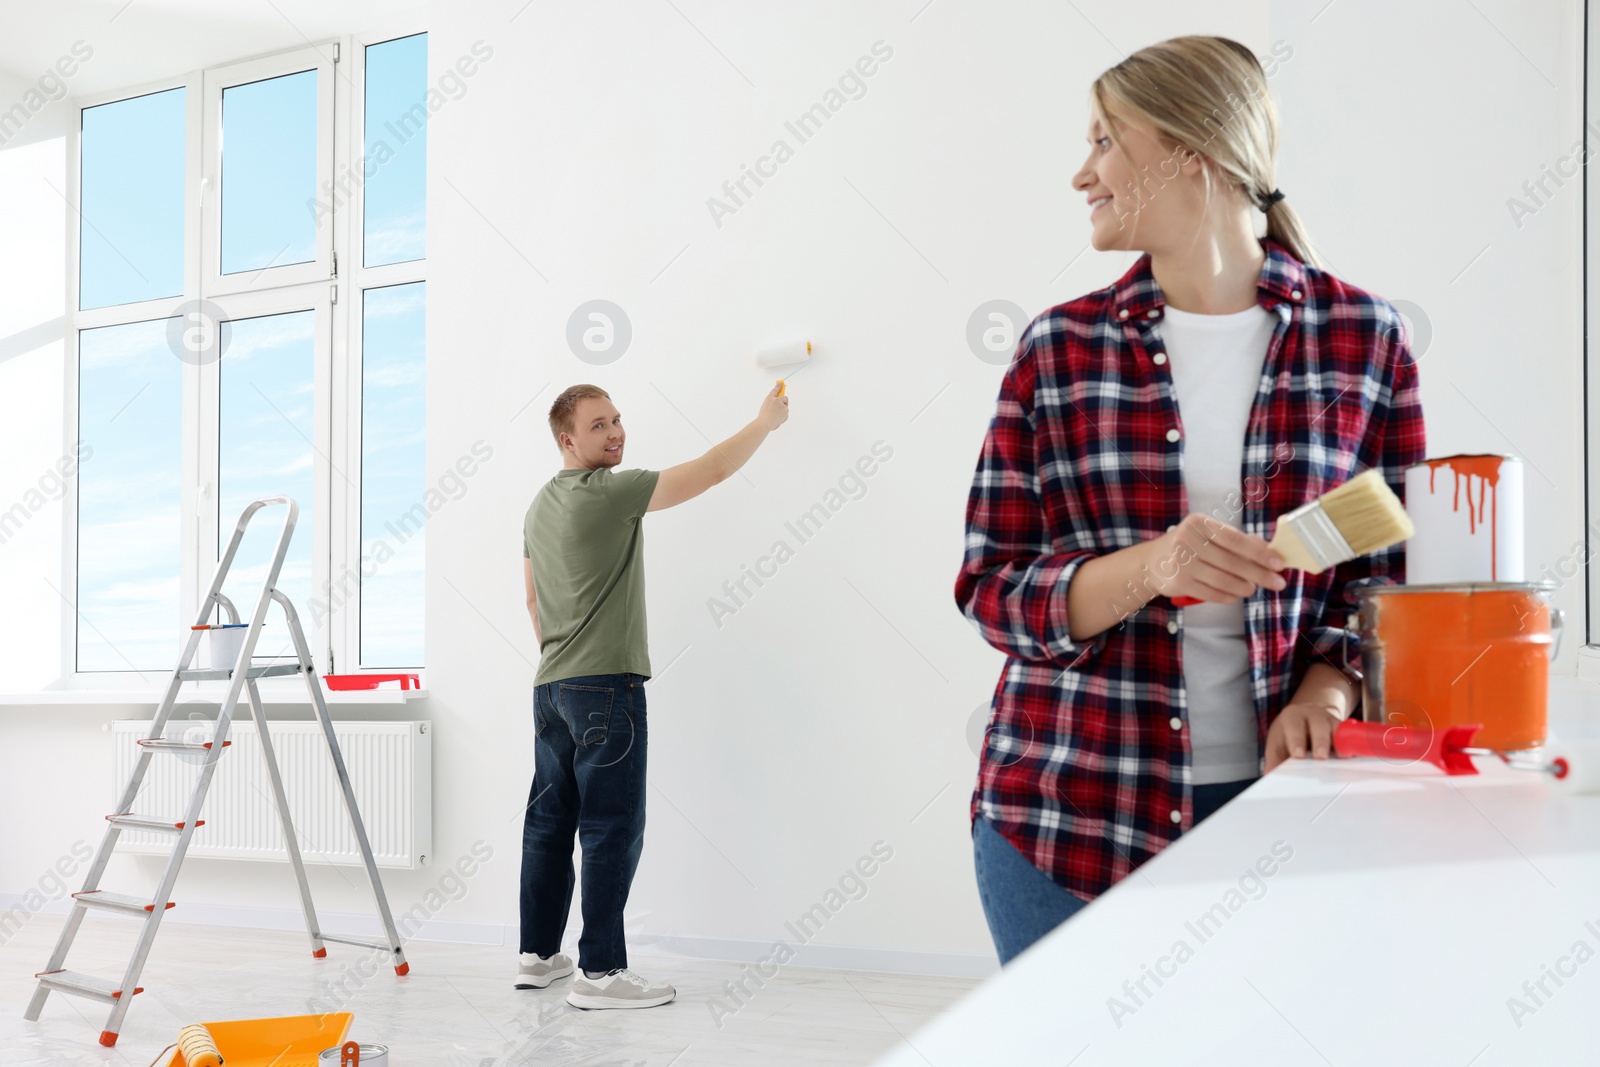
[0,66,69,693]
[1267,0,1589,624]
[1,0,1591,979]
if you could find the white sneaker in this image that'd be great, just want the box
[514,952,575,989]
[566,967,676,1010]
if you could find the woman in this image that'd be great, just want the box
[954,35,1426,965]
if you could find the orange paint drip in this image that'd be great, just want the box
[1425,456,1503,581]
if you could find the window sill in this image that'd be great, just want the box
[1577,645,1600,683]
[0,685,426,707]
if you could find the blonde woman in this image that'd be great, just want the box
[955,35,1425,964]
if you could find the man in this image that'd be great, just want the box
[517,381,790,1009]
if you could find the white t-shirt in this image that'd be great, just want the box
[1158,303,1278,785]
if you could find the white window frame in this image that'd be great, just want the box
[200,46,337,296]
[339,25,429,673]
[1588,0,1599,663]
[61,26,427,690]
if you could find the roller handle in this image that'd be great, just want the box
[1333,719,1483,775]
[1334,720,1417,760]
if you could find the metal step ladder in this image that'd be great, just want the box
[24,496,409,1047]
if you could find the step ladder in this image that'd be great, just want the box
[24,496,409,1047]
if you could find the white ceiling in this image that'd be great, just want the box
[0,0,426,97]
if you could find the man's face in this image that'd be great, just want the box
[562,396,625,468]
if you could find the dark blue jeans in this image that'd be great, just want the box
[520,673,648,973]
[973,777,1256,965]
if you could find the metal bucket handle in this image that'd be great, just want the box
[1343,611,1365,683]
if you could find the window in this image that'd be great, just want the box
[219,70,319,276]
[362,34,427,268]
[70,31,428,683]
[76,318,183,671]
[359,282,426,667]
[79,88,185,310]
[217,309,318,656]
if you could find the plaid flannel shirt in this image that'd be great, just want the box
[955,238,1426,902]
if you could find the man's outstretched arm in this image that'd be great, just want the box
[647,384,789,512]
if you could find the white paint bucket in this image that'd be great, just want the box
[206,624,251,670]
[319,1043,389,1067]
[1403,455,1524,584]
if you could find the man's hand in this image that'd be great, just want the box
[1144,513,1287,605]
[758,381,790,431]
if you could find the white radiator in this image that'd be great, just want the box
[111,720,432,869]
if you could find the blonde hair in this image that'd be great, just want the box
[1090,35,1320,269]
[548,384,611,447]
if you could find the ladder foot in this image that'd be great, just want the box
[395,962,410,976]
[99,1031,119,1047]
[312,948,326,959]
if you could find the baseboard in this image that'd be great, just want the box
[0,893,998,979]
[628,931,998,978]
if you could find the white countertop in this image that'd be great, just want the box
[877,751,1600,1065]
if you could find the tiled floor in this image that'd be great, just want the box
[0,919,981,1065]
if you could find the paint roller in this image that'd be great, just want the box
[756,340,811,396]
[1542,739,1600,793]
[175,1023,224,1067]
[1458,735,1600,793]
[1334,720,1600,792]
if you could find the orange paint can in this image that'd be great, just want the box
[1354,582,1562,754]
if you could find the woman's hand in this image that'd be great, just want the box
[1143,514,1288,605]
[1264,701,1346,772]
[1266,664,1360,772]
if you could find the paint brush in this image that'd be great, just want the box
[1171,469,1414,606]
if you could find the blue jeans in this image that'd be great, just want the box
[973,777,1256,965]
[520,673,648,973]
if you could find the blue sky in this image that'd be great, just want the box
[79,87,184,310]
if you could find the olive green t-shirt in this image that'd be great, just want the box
[523,467,660,687]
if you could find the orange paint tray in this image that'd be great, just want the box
[163,1012,352,1066]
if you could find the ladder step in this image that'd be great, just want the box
[137,738,232,753]
[316,934,396,952]
[33,970,144,1004]
[176,662,304,682]
[72,891,175,916]
[106,814,205,834]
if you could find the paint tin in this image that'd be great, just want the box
[1354,581,1560,754]
[206,624,250,670]
[1403,455,1523,584]
[319,1042,389,1067]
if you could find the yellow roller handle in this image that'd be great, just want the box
[177,1023,223,1067]
[776,379,786,396]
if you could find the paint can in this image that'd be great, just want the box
[1403,455,1523,584]
[206,624,250,670]
[319,1042,389,1067]
[1353,581,1560,754]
